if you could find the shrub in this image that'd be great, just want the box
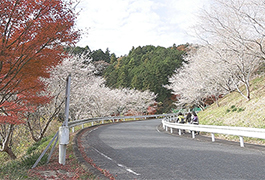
[0,152,48,179]
[226,105,245,113]
[232,107,237,112]
[20,152,48,169]
[237,108,245,112]
[26,134,54,155]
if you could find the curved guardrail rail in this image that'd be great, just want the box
[162,117,265,147]
[33,113,265,168]
[68,113,177,129]
[32,113,177,168]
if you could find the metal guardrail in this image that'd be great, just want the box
[32,113,177,168]
[162,117,265,147]
[68,113,177,130]
[33,113,265,168]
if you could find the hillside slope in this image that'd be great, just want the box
[198,75,265,144]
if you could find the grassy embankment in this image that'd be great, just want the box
[0,118,142,179]
[0,120,99,179]
[198,75,265,144]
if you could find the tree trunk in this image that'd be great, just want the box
[215,98,220,107]
[4,146,16,160]
[197,103,205,111]
[0,124,17,159]
[234,82,251,101]
[245,83,251,101]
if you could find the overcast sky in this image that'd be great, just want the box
[76,0,209,56]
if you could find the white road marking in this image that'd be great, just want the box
[117,163,124,167]
[126,168,141,175]
[94,148,113,161]
[93,148,140,176]
[89,127,98,133]
[156,126,161,133]
[88,126,140,176]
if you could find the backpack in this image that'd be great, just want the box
[178,117,185,123]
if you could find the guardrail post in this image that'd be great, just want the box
[92,122,94,126]
[239,136,244,147]
[82,124,84,129]
[170,128,173,133]
[59,75,70,165]
[166,126,168,131]
[211,133,215,142]
[192,131,195,138]
[102,120,104,124]
[72,127,74,133]
[178,129,181,135]
[59,126,69,165]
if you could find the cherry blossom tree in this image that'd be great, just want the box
[24,53,95,142]
[212,43,261,100]
[167,41,262,109]
[195,0,264,100]
[196,0,265,59]
[167,46,227,109]
[168,0,264,107]
[27,54,156,136]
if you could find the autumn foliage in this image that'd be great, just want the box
[0,0,80,124]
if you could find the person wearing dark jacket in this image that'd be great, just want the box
[185,112,192,123]
[191,111,199,125]
[191,111,199,134]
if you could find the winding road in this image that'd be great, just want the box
[79,119,265,180]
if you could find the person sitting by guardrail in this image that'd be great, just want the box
[185,112,192,124]
[191,111,199,134]
[177,112,186,133]
[191,111,199,125]
[177,112,185,124]
[185,112,192,133]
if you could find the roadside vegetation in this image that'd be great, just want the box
[199,75,265,144]
[0,119,141,179]
[0,124,53,179]
[0,121,96,179]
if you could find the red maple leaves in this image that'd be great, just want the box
[0,0,80,124]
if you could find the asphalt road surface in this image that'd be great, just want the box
[80,119,265,180]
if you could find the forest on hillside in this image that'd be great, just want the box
[104,45,187,111]
[67,44,188,113]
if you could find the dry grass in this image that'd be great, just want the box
[199,75,265,144]
[27,132,96,180]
